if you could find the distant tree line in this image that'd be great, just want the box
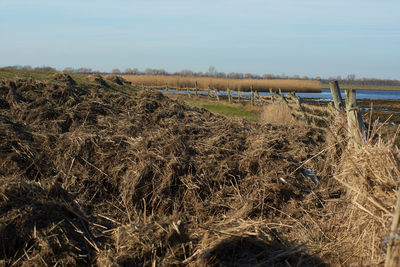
[3,65,400,86]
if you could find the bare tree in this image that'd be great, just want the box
[244,73,253,79]
[77,67,92,74]
[112,68,121,74]
[125,68,140,75]
[347,74,356,82]
[263,74,275,79]
[34,66,56,72]
[216,72,226,78]
[180,69,193,76]
[63,67,74,73]
[208,66,217,77]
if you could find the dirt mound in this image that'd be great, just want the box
[0,77,345,265]
[106,75,131,85]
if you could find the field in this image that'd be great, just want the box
[122,74,323,92]
[1,71,400,266]
[173,97,260,123]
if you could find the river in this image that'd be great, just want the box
[160,89,400,100]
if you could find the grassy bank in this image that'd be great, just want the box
[182,98,260,122]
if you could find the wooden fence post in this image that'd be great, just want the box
[195,81,198,96]
[278,89,288,104]
[237,89,241,103]
[269,88,275,103]
[250,85,254,106]
[165,83,169,92]
[345,89,366,147]
[214,89,220,101]
[227,88,232,103]
[329,80,344,113]
[187,87,190,98]
[288,92,310,124]
[256,91,261,105]
[385,187,400,267]
[207,86,211,99]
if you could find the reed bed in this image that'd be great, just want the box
[122,75,322,92]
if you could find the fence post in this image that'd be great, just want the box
[269,88,275,103]
[207,86,211,99]
[345,89,366,147]
[165,83,169,92]
[385,187,400,267]
[278,88,288,104]
[288,92,310,124]
[195,81,198,96]
[256,91,261,105]
[214,88,219,101]
[329,80,344,113]
[187,87,190,98]
[237,89,241,103]
[227,88,232,103]
[250,85,254,106]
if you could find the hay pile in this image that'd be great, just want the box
[0,76,399,266]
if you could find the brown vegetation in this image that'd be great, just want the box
[123,74,322,92]
[0,76,399,266]
[261,102,298,125]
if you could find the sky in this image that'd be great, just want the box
[0,0,399,79]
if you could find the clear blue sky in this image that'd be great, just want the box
[1,0,399,79]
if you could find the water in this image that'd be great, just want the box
[161,89,400,100]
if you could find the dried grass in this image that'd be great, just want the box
[330,135,400,265]
[261,102,298,125]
